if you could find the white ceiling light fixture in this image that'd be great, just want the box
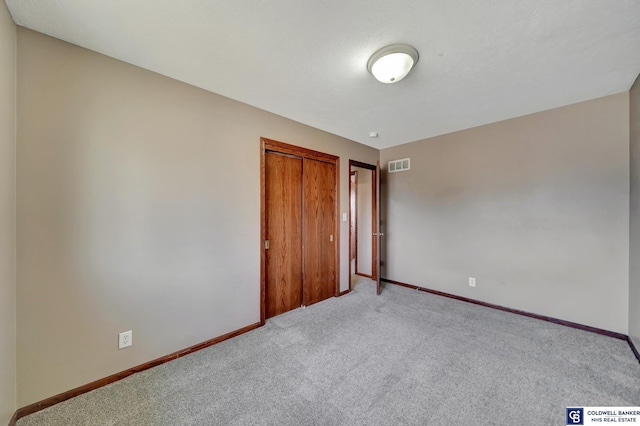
[367,44,419,84]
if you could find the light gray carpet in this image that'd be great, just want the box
[18,278,640,425]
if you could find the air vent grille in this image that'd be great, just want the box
[388,158,410,173]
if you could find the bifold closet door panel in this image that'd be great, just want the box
[265,152,303,318]
[303,158,336,306]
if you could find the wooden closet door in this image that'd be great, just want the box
[265,152,303,318]
[303,158,336,306]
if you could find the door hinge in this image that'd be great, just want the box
[265,240,269,250]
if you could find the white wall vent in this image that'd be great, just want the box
[388,158,410,173]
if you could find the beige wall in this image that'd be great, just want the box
[381,93,630,333]
[0,2,16,424]
[355,167,373,276]
[16,28,378,406]
[630,74,640,348]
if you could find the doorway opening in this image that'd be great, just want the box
[349,160,381,294]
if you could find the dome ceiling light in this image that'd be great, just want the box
[367,44,419,84]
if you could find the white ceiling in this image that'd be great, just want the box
[6,0,640,149]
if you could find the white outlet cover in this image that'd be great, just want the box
[469,277,476,287]
[118,330,132,349]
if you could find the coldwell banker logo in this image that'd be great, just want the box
[567,408,584,425]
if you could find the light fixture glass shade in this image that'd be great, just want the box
[367,44,419,84]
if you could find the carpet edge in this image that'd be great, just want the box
[628,336,640,364]
[381,278,628,340]
[13,321,262,423]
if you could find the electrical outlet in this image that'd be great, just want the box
[469,277,476,287]
[118,330,132,349]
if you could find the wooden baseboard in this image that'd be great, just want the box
[628,336,640,364]
[355,272,373,279]
[12,285,640,424]
[381,278,627,340]
[8,410,17,426]
[14,322,261,422]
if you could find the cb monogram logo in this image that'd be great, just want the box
[567,408,584,425]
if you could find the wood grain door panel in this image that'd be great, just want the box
[375,161,381,294]
[303,158,336,306]
[265,152,303,318]
[350,172,357,261]
[261,138,339,321]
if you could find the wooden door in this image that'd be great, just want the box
[303,158,337,306]
[375,161,382,295]
[265,152,303,318]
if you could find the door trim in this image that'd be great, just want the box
[348,160,378,291]
[350,171,358,269]
[260,137,340,325]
